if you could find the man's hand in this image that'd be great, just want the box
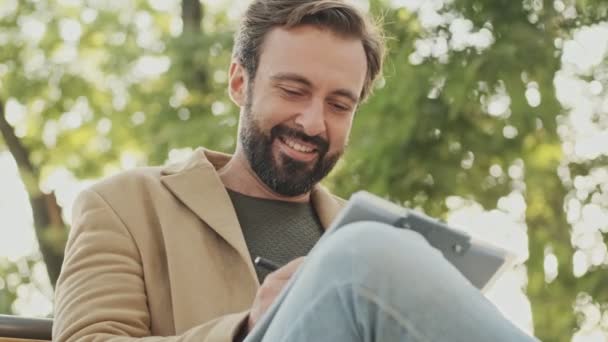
[246,257,305,333]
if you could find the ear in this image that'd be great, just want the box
[228,62,248,107]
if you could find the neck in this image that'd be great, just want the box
[218,146,311,204]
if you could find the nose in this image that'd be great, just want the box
[294,98,326,137]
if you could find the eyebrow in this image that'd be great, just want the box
[271,72,360,104]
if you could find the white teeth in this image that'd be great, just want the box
[282,137,314,153]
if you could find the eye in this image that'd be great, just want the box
[280,87,304,97]
[330,102,351,112]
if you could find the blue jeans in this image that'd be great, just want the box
[245,221,539,342]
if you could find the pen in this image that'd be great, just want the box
[254,256,281,272]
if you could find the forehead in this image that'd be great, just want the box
[256,25,367,97]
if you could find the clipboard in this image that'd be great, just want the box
[327,191,514,292]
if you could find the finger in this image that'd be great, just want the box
[269,256,305,280]
[259,281,285,298]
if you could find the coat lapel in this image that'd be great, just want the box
[159,148,258,284]
[311,185,346,230]
[158,147,346,332]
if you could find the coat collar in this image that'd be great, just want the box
[159,147,345,278]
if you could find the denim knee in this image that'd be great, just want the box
[311,221,443,285]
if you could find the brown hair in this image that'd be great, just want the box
[233,0,385,102]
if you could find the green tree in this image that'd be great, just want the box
[0,0,233,289]
[326,1,607,340]
[1,1,607,341]
[0,0,235,313]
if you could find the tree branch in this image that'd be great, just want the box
[0,97,65,287]
[0,98,36,175]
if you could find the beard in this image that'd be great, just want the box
[239,94,343,197]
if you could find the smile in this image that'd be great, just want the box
[278,136,317,153]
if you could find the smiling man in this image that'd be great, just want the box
[53,1,538,342]
[220,22,366,200]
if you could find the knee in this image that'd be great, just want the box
[331,221,433,257]
[313,221,440,280]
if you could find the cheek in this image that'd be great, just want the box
[327,117,353,151]
[252,95,296,128]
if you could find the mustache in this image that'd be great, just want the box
[271,125,329,154]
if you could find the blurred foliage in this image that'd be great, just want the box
[0,259,19,313]
[0,255,45,315]
[1,0,607,341]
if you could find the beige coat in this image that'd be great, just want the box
[53,148,344,341]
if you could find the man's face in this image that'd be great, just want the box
[232,25,367,196]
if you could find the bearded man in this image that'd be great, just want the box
[53,1,538,341]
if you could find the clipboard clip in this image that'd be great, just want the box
[394,214,472,256]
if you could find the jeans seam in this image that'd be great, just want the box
[278,282,355,342]
[353,284,431,342]
[344,224,429,342]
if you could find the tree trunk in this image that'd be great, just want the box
[180,0,208,89]
[182,0,202,33]
[0,98,65,287]
[524,151,577,341]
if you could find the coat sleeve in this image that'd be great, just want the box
[53,188,249,342]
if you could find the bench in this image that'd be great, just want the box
[0,315,52,342]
